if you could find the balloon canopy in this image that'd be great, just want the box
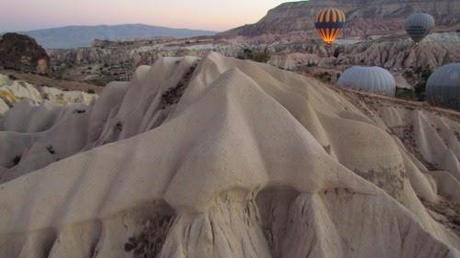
[426,63,460,111]
[405,13,435,43]
[337,66,396,96]
[314,8,346,45]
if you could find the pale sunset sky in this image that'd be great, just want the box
[0,0,289,32]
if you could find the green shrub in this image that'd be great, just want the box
[317,72,332,83]
[237,48,271,63]
[396,88,416,100]
[414,66,432,101]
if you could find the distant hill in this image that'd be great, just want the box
[222,0,460,37]
[20,24,216,49]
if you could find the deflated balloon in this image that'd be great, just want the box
[405,13,435,43]
[426,63,460,111]
[337,66,396,96]
[315,8,346,45]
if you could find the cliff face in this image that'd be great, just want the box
[223,0,460,37]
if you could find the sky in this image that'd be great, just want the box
[0,0,288,32]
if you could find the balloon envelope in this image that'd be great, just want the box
[337,66,396,96]
[315,8,346,45]
[426,63,460,111]
[405,13,435,43]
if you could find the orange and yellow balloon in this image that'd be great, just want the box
[314,8,346,45]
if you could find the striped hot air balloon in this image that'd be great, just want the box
[315,8,346,45]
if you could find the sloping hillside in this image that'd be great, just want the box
[223,0,460,37]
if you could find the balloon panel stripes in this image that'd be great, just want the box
[315,8,346,45]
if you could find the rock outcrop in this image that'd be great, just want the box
[0,33,50,74]
[2,53,460,257]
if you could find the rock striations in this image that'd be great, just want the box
[1,53,460,257]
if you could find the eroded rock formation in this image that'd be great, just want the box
[1,53,460,257]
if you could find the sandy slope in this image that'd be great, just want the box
[1,53,460,257]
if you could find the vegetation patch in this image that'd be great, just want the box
[237,48,271,63]
[159,63,198,109]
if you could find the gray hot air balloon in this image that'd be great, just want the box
[337,66,396,96]
[405,13,435,43]
[426,63,460,111]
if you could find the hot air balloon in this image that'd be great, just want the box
[426,63,460,111]
[315,8,346,45]
[405,13,435,43]
[337,66,396,96]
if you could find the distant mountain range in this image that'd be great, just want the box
[19,24,216,49]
